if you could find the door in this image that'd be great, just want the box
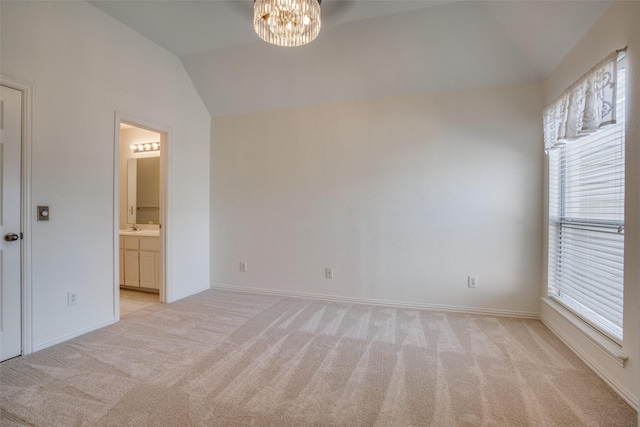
[139,251,156,289]
[124,250,140,287]
[0,85,23,361]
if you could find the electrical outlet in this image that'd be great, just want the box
[325,268,334,279]
[68,291,78,306]
[468,276,478,288]
[239,261,248,272]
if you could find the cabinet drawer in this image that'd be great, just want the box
[124,237,139,250]
[140,237,160,251]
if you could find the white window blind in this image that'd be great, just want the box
[547,53,625,343]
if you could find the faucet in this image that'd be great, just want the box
[131,224,141,231]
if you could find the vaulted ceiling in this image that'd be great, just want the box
[89,0,611,117]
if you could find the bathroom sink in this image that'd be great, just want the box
[119,229,160,237]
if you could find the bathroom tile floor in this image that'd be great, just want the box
[120,289,159,316]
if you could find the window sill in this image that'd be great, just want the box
[541,297,628,367]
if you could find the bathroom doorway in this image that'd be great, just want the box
[114,116,169,319]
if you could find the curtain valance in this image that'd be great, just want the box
[543,51,619,151]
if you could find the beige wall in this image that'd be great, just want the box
[542,0,640,410]
[1,1,211,350]
[211,82,543,316]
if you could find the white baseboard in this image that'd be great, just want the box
[32,317,116,353]
[169,284,211,303]
[30,283,211,353]
[212,284,540,319]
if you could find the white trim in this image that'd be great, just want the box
[32,318,115,353]
[212,284,541,319]
[112,116,121,321]
[113,113,171,314]
[540,297,627,366]
[540,298,637,410]
[160,130,171,303]
[171,284,211,303]
[1,75,34,356]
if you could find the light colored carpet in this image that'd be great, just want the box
[1,289,636,426]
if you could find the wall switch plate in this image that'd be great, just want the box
[37,206,50,221]
[239,261,248,272]
[68,291,78,306]
[325,268,334,279]
[468,276,478,288]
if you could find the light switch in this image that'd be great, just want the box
[37,206,50,221]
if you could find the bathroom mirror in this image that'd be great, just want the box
[127,157,160,224]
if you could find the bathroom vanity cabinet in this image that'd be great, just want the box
[119,235,160,291]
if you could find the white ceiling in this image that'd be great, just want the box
[89,0,611,117]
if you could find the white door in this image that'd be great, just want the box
[139,251,156,289]
[124,250,140,287]
[0,85,22,361]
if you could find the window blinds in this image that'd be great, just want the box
[547,56,625,342]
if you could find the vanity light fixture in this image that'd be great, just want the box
[131,142,160,153]
[254,0,321,47]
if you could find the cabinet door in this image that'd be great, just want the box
[140,251,156,289]
[124,250,140,287]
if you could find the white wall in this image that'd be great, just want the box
[542,0,640,410]
[1,1,210,351]
[211,82,543,316]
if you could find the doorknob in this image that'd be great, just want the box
[4,233,19,242]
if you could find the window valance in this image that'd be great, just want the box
[543,50,620,151]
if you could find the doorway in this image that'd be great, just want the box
[1,85,23,360]
[1,76,32,361]
[114,116,168,319]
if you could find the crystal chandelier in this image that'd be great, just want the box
[254,0,321,47]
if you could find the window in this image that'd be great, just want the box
[547,53,626,343]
